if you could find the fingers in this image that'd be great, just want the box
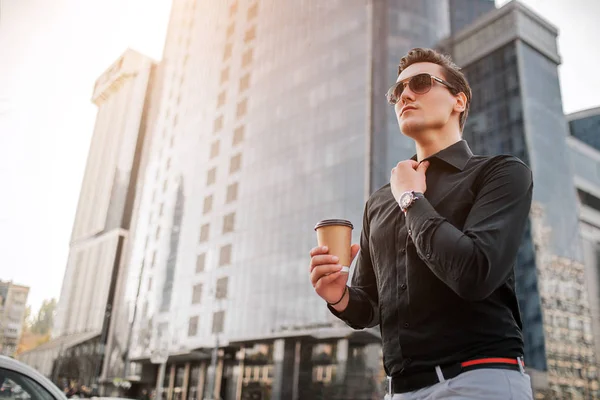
[310,254,339,272]
[315,271,342,288]
[310,264,343,287]
[417,160,430,173]
[351,244,360,260]
[310,245,329,257]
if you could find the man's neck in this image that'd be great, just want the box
[414,131,462,161]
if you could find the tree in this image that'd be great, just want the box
[31,299,57,335]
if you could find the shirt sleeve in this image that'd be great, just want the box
[328,201,380,329]
[405,157,533,301]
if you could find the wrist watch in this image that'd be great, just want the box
[399,191,423,214]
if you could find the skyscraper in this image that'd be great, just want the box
[441,2,599,397]
[20,49,158,389]
[568,106,600,151]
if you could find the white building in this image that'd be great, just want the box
[0,281,29,356]
[19,49,157,388]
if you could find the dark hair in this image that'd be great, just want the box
[398,48,472,131]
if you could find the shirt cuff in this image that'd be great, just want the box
[405,195,442,246]
[327,287,367,327]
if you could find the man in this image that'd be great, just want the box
[309,48,534,399]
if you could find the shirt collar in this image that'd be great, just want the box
[410,140,473,171]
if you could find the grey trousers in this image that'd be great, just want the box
[386,369,533,400]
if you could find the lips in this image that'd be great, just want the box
[401,105,417,115]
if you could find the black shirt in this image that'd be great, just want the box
[329,140,533,378]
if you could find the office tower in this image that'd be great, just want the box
[20,49,157,389]
[441,2,599,397]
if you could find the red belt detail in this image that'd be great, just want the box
[461,357,523,368]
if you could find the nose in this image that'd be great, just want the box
[400,85,416,105]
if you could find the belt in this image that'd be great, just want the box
[390,357,525,394]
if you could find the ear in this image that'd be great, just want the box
[454,92,467,113]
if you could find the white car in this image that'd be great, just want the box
[0,355,67,399]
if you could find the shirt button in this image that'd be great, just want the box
[400,283,407,290]
[426,252,431,258]
[408,229,412,235]
[404,322,409,328]
[401,248,406,254]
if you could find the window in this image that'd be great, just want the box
[230,154,242,174]
[244,26,256,43]
[226,23,235,39]
[199,223,210,243]
[151,251,157,267]
[219,244,232,266]
[229,2,238,16]
[173,113,179,127]
[192,284,203,304]
[248,3,258,20]
[159,203,164,216]
[214,115,224,133]
[210,141,220,159]
[223,213,235,233]
[216,277,229,299]
[155,226,161,240]
[166,157,171,170]
[188,316,199,336]
[578,189,600,212]
[212,310,225,334]
[236,99,248,118]
[226,182,239,203]
[148,278,152,291]
[223,43,233,61]
[217,91,227,107]
[170,134,175,148]
[162,179,168,192]
[207,167,217,185]
[239,74,250,92]
[0,369,55,400]
[196,253,206,273]
[242,49,254,68]
[220,67,230,83]
[233,126,245,146]
[203,195,213,215]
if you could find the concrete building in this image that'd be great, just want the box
[18,49,158,390]
[568,106,600,152]
[440,2,599,397]
[567,106,600,395]
[0,281,29,356]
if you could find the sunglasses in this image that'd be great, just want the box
[386,73,455,105]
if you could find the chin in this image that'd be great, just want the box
[399,118,424,137]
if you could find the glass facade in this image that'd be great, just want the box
[569,111,600,151]
[461,42,546,371]
[448,0,495,35]
[370,0,452,191]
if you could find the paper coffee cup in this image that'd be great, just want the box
[314,219,354,273]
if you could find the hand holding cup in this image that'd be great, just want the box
[309,219,359,305]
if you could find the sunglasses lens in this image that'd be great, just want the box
[387,82,403,104]
[409,74,432,94]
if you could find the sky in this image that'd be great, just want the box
[0,0,599,315]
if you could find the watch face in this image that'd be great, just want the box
[400,192,413,209]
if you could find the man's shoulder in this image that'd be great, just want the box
[469,153,531,173]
